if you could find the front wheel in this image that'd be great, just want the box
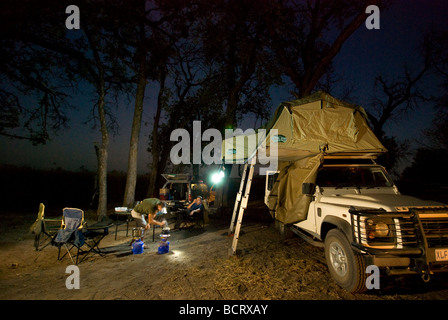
[324,229,367,293]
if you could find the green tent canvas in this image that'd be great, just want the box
[222,91,386,224]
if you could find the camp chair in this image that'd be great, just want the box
[189,201,208,230]
[175,207,205,231]
[53,208,85,264]
[32,203,62,251]
[190,208,205,230]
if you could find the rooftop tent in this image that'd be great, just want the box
[223,91,386,164]
[223,91,387,225]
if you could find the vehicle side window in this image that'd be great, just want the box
[316,166,393,188]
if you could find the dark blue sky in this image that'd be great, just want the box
[1,0,447,174]
[335,0,448,141]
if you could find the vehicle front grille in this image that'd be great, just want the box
[350,209,418,249]
[351,207,448,251]
[396,217,418,248]
[420,215,448,248]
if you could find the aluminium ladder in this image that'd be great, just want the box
[228,156,256,256]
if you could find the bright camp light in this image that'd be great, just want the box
[211,170,225,184]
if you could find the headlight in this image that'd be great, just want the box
[366,219,390,239]
[374,222,390,237]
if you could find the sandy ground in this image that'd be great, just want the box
[1,207,448,301]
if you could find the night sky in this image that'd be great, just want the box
[1,0,447,174]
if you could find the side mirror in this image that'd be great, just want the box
[302,183,316,196]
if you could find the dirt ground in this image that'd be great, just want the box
[1,207,448,301]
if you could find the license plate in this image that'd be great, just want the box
[435,248,448,261]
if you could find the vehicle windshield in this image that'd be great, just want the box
[316,166,394,189]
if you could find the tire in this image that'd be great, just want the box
[324,229,367,293]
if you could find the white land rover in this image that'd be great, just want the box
[266,159,448,293]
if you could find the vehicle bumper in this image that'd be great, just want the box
[350,207,448,279]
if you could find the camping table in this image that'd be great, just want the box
[81,221,114,262]
[114,208,133,240]
[113,208,170,242]
[172,201,196,230]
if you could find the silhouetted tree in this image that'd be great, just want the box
[0,0,73,144]
[424,30,448,150]
[122,0,151,208]
[201,0,281,129]
[265,0,383,98]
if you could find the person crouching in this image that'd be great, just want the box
[131,198,166,243]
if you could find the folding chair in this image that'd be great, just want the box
[53,208,85,264]
[175,208,205,230]
[190,209,205,230]
[188,202,207,230]
[31,203,62,251]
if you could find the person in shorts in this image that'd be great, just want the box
[131,198,166,242]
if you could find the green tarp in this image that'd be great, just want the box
[222,91,387,224]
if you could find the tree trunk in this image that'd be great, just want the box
[224,88,239,129]
[299,3,376,98]
[123,1,147,207]
[85,26,109,220]
[123,59,146,207]
[147,70,167,198]
[97,93,109,220]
